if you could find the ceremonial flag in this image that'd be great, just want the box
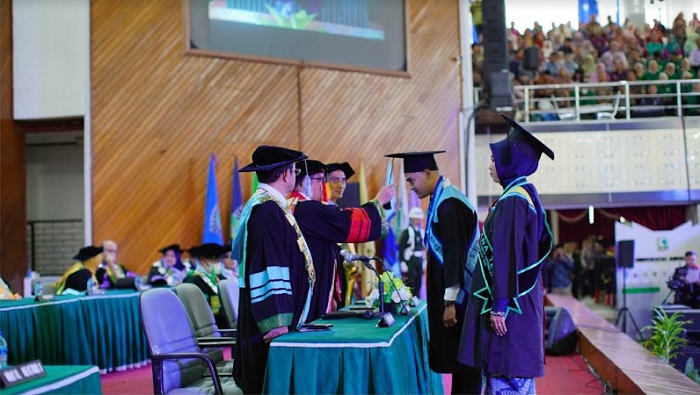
[203,154,224,244]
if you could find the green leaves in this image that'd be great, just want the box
[264,4,317,30]
[641,307,692,366]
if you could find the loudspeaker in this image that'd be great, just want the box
[480,0,508,108]
[489,70,513,109]
[545,306,577,355]
[617,240,635,269]
[523,46,539,71]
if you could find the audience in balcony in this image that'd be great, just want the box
[476,9,700,121]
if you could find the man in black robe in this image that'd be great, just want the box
[386,151,482,395]
[294,186,393,321]
[231,145,315,394]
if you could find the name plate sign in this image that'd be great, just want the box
[0,360,46,388]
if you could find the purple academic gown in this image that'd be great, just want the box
[458,182,551,378]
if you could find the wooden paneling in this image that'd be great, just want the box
[1,0,28,294]
[91,0,463,273]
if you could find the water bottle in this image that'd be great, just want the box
[0,330,8,368]
[34,281,43,297]
[86,278,95,295]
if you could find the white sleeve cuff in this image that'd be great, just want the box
[443,285,460,301]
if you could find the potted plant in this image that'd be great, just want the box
[641,307,692,366]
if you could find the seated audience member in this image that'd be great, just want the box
[147,244,191,287]
[0,277,21,300]
[55,246,103,295]
[183,243,230,316]
[222,243,238,279]
[95,240,137,289]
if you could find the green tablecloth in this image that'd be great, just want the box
[0,290,149,372]
[265,302,443,394]
[3,365,102,395]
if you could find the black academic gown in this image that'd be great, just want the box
[233,201,312,395]
[63,267,93,292]
[425,198,477,373]
[294,200,384,322]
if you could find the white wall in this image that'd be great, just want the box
[505,0,700,32]
[645,0,700,27]
[506,0,578,32]
[476,125,700,201]
[614,221,700,338]
[13,0,88,120]
[26,143,84,221]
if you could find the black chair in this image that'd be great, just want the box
[138,288,242,394]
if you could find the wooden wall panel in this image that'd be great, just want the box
[1,0,28,294]
[91,0,462,273]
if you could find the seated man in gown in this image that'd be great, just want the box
[183,243,231,326]
[95,240,138,289]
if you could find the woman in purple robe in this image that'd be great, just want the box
[458,115,554,395]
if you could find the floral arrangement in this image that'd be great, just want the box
[366,272,412,308]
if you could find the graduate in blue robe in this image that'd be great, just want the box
[231,146,315,394]
[386,150,482,395]
[458,115,554,395]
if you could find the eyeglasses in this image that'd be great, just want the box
[309,177,325,182]
[291,168,301,176]
[329,176,346,184]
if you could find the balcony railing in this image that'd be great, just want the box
[476,79,700,123]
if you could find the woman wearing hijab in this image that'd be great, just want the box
[458,115,554,395]
[147,244,191,287]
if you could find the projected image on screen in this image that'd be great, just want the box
[211,0,386,41]
[188,0,406,73]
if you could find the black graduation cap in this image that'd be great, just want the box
[325,162,355,179]
[239,145,308,172]
[158,244,184,255]
[298,160,326,178]
[501,114,555,160]
[189,243,228,259]
[73,245,104,261]
[385,151,446,173]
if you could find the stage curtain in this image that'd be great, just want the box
[553,205,688,245]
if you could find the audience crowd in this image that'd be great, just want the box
[473,12,700,120]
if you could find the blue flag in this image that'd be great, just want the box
[230,157,243,241]
[381,160,400,276]
[203,154,224,244]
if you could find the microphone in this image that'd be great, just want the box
[339,250,379,263]
[340,250,410,319]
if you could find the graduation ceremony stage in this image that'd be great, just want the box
[265,301,442,394]
[546,294,699,395]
